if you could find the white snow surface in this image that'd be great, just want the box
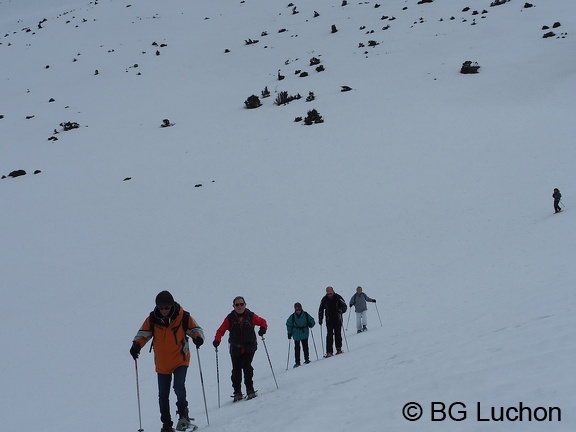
[1,0,575,431]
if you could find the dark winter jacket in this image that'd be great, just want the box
[553,189,562,201]
[286,310,315,341]
[318,293,347,325]
[214,309,267,356]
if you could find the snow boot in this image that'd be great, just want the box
[336,349,344,355]
[304,359,311,364]
[246,389,258,400]
[293,363,301,368]
[362,325,367,331]
[357,330,362,334]
[161,423,175,432]
[176,409,197,431]
[324,352,333,358]
[233,391,244,402]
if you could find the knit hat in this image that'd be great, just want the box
[155,290,174,306]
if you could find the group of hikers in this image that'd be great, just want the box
[129,286,378,432]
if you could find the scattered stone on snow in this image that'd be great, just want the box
[304,109,324,125]
[244,95,262,109]
[60,121,80,131]
[460,61,480,74]
[8,170,26,178]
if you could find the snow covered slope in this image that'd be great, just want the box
[1,1,575,431]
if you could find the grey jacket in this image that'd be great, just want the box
[349,292,375,313]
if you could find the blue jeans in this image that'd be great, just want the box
[158,366,188,425]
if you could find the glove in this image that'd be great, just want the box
[130,341,141,360]
[287,333,292,339]
[258,327,266,337]
[212,340,220,348]
[193,336,204,348]
[373,299,377,303]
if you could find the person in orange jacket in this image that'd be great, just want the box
[212,296,267,401]
[130,291,204,432]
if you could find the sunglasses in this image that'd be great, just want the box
[234,302,245,307]
[158,305,173,311]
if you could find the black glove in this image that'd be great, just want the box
[258,327,266,337]
[212,340,220,348]
[287,333,292,339]
[130,341,141,360]
[373,299,377,303]
[193,336,204,348]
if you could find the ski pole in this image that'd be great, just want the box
[134,359,144,432]
[374,302,383,326]
[346,308,351,331]
[261,336,279,389]
[320,325,324,356]
[286,339,291,371]
[215,348,221,408]
[195,348,210,425]
[340,313,349,352]
[310,329,319,360]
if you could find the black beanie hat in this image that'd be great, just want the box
[155,290,175,306]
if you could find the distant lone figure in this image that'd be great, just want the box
[553,188,562,213]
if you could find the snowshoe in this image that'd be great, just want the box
[232,392,244,402]
[246,390,258,400]
[176,417,197,431]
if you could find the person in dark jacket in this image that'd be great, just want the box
[286,302,316,367]
[130,291,204,432]
[553,188,562,213]
[318,286,347,357]
[212,296,267,401]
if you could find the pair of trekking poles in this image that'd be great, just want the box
[133,348,210,431]
[285,328,320,370]
[345,302,383,331]
[213,335,278,407]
